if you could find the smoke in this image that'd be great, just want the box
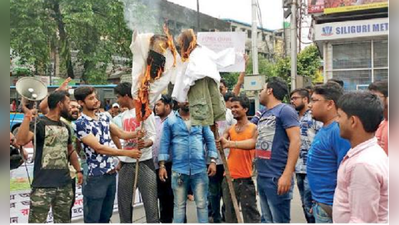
[120,0,162,33]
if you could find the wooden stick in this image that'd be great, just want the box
[131,161,140,207]
[131,121,143,208]
[211,124,243,223]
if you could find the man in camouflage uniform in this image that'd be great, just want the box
[39,80,85,219]
[17,90,83,223]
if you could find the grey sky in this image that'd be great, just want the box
[167,0,286,30]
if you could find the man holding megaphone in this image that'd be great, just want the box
[17,90,83,223]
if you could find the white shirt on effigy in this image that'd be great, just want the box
[172,45,235,102]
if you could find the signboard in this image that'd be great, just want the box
[244,75,265,91]
[197,32,246,72]
[308,0,388,14]
[315,18,388,41]
[51,77,80,86]
[324,0,388,14]
[308,0,325,14]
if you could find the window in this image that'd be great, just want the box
[329,39,388,90]
[332,42,371,69]
[248,30,252,39]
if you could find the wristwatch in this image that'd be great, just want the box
[77,170,83,174]
[210,158,217,164]
[159,161,166,169]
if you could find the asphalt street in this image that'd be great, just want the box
[74,180,307,223]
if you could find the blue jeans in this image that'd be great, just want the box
[172,170,209,223]
[312,203,333,223]
[296,173,315,223]
[83,173,116,223]
[257,176,293,223]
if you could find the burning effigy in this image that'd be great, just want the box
[172,29,235,126]
[130,25,178,122]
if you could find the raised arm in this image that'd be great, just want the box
[39,77,72,114]
[16,111,34,146]
[232,54,249,96]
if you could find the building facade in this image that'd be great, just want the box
[223,19,278,59]
[310,2,388,90]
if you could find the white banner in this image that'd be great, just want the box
[197,32,246,72]
[315,18,388,41]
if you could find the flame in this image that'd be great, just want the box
[180,29,197,62]
[163,23,177,67]
[134,53,164,121]
[159,43,167,53]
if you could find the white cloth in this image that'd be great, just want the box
[172,45,235,102]
[117,108,156,163]
[130,32,179,108]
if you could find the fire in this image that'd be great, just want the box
[159,43,167,53]
[180,29,197,62]
[163,23,177,67]
[133,22,177,122]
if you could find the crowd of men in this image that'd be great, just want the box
[12,75,388,223]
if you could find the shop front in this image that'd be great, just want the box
[314,17,388,90]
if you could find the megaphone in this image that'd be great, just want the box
[15,77,48,101]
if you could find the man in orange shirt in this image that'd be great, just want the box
[219,96,260,223]
[368,80,388,155]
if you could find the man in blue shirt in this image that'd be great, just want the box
[221,77,301,223]
[307,82,351,223]
[158,102,218,223]
[290,88,322,223]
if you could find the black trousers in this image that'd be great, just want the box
[156,162,174,223]
[222,177,261,223]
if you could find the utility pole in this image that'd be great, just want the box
[197,0,200,32]
[290,0,297,91]
[252,0,259,76]
[251,0,260,113]
[298,0,302,51]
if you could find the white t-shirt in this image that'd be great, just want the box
[117,108,156,163]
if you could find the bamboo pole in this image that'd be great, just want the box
[211,124,243,223]
[131,120,144,208]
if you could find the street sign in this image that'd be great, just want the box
[244,75,265,91]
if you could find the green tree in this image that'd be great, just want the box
[10,0,159,84]
[297,44,322,81]
[10,0,56,75]
[272,44,322,84]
